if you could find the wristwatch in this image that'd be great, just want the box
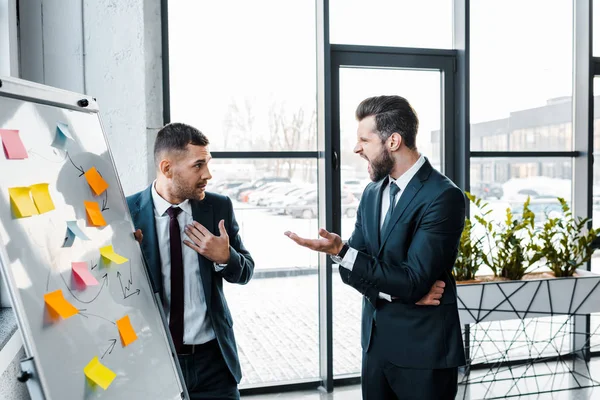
[330,243,349,264]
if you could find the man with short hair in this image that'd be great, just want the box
[286,95,465,399]
[128,122,254,399]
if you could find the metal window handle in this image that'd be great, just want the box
[333,150,339,170]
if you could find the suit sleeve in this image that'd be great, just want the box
[219,197,255,284]
[339,191,380,304]
[348,187,465,303]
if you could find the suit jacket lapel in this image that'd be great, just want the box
[378,160,433,253]
[132,187,163,297]
[191,200,214,308]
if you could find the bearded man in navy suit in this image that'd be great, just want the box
[286,95,465,400]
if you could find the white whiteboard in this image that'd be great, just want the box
[0,77,187,400]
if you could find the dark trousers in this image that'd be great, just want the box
[362,327,458,400]
[178,339,239,400]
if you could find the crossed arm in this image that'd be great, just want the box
[285,187,465,306]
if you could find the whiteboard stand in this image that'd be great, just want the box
[18,357,45,400]
[0,76,190,399]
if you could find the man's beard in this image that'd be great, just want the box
[369,149,395,182]
[173,175,205,201]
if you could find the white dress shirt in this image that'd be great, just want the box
[339,154,426,301]
[151,182,216,344]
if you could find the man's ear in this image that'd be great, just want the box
[159,158,172,178]
[388,132,402,151]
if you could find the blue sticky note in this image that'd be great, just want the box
[62,229,76,248]
[67,221,90,241]
[52,123,73,149]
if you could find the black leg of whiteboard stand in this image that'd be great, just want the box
[19,357,45,400]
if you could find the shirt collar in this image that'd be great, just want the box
[151,180,192,217]
[389,154,425,192]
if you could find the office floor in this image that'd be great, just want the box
[243,358,600,399]
[244,384,598,399]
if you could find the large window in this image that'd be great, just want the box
[329,0,453,49]
[168,1,320,387]
[470,0,573,145]
[467,0,577,370]
[168,1,317,151]
[166,0,600,394]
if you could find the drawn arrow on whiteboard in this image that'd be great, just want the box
[101,339,118,359]
[77,309,116,326]
[65,151,85,177]
[101,190,109,211]
[117,270,140,299]
[61,273,108,304]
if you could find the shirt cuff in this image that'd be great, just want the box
[214,262,226,272]
[378,292,392,302]
[339,247,358,271]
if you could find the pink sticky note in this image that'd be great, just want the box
[72,262,99,287]
[0,129,28,159]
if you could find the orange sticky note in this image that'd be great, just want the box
[30,183,55,214]
[84,201,106,227]
[84,356,116,390]
[72,262,99,287]
[44,289,78,319]
[0,129,28,159]
[84,167,109,196]
[99,245,128,264]
[116,315,138,347]
[8,187,38,218]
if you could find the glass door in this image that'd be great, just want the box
[329,49,455,377]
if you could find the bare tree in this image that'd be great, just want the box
[268,102,317,180]
[223,98,256,150]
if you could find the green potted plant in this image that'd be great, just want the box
[533,197,599,277]
[454,193,491,282]
[454,218,486,282]
[490,197,541,280]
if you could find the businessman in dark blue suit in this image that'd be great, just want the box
[127,123,254,399]
[286,96,465,399]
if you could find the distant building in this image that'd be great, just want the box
[434,96,600,188]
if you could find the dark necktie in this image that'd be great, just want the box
[381,181,400,239]
[166,206,184,352]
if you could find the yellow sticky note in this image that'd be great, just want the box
[84,356,116,390]
[100,245,128,264]
[9,187,38,218]
[84,167,109,196]
[116,315,138,347]
[84,201,106,227]
[44,289,78,319]
[29,183,55,214]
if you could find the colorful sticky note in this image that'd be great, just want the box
[72,262,99,287]
[116,315,138,347]
[0,129,28,159]
[63,229,76,247]
[84,201,106,227]
[52,123,73,149]
[84,167,109,196]
[64,221,90,247]
[99,245,128,264]
[44,289,79,319]
[29,183,55,214]
[67,221,90,240]
[84,357,116,390]
[8,187,38,218]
